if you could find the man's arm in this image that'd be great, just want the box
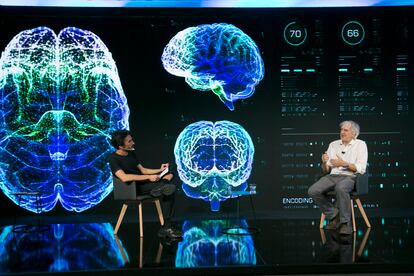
[330,141,368,173]
[321,152,331,174]
[352,141,368,174]
[115,169,160,183]
[340,161,357,173]
[330,154,357,172]
[138,163,168,175]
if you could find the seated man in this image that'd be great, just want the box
[308,121,368,235]
[109,129,182,239]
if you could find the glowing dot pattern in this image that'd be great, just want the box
[0,223,127,272]
[175,220,256,267]
[162,23,264,110]
[0,27,130,213]
[174,120,254,211]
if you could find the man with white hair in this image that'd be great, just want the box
[308,121,368,235]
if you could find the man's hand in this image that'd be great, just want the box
[160,163,169,170]
[148,175,160,182]
[321,151,331,173]
[330,154,349,168]
[321,152,329,163]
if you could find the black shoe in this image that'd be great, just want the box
[325,215,339,230]
[161,184,176,196]
[338,222,353,235]
[150,186,163,197]
[158,226,183,239]
[160,238,180,254]
[150,184,176,197]
[338,233,353,244]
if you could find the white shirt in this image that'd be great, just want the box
[326,138,368,176]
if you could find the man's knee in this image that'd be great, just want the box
[308,184,319,198]
[334,184,350,195]
[162,173,174,181]
[163,184,176,196]
[335,179,354,194]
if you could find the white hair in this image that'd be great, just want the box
[340,120,360,138]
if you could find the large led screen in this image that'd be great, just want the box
[0,6,412,216]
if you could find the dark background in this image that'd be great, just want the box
[0,6,412,219]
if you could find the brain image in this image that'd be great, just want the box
[0,223,127,272]
[175,220,256,267]
[0,27,129,212]
[162,23,264,111]
[174,121,254,211]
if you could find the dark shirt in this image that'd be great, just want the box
[109,151,142,176]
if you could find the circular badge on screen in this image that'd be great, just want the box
[341,20,365,46]
[283,21,307,46]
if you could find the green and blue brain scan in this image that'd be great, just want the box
[175,220,256,267]
[0,27,130,213]
[174,121,254,211]
[162,23,264,110]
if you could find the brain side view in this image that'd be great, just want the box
[0,27,129,212]
[174,121,254,211]
[175,220,256,267]
[162,23,264,111]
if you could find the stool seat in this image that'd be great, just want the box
[136,195,153,201]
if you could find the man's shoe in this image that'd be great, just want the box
[158,226,183,239]
[338,222,353,235]
[150,184,176,198]
[150,186,163,197]
[325,215,339,230]
[160,238,180,254]
[161,184,176,196]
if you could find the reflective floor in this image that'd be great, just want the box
[0,216,413,275]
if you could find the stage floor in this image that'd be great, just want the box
[0,215,413,275]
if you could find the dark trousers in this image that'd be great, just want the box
[308,174,356,224]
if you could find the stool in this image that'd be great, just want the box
[221,189,260,236]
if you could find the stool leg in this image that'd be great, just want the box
[319,228,327,244]
[154,199,164,226]
[352,231,356,262]
[139,237,143,268]
[114,235,128,264]
[350,199,356,232]
[138,202,143,238]
[319,213,325,229]
[357,228,371,257]
[114,204,128,235]
[355,198,371,228]
[248,194,257,221]
[156,242,163,264]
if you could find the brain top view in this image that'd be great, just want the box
[174,120,254,211]
[0,26,129,213]
[175,220,256,267]
[161,23,264,111]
